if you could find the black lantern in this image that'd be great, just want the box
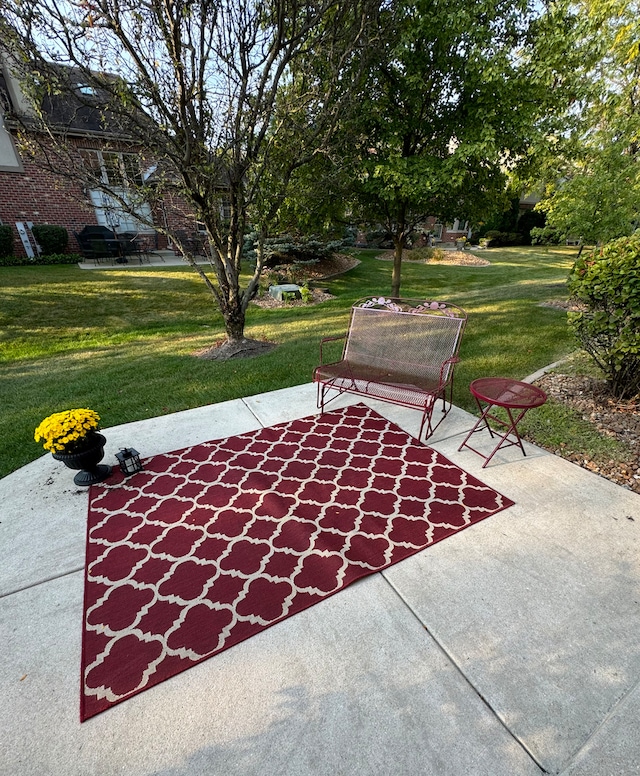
[116,447,143,476]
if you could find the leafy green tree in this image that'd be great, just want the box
[345,0,544,296]
[532,0,640,247]
[0,0,374,357]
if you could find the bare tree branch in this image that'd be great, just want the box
[1,0,376,350]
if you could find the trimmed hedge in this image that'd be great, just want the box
[31,225,69,255]
[530,225,564,245]
[0,253,82,267]
[0,225,13,258]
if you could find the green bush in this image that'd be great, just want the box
[0,225,13,258]
[0,254,27,266]
[300,283,314,303]
[568,233,640,399]
[530,225,564,245]
[244,233,343,268]
[0,252,81,267]
[484,230,502,245]
[484,230,522,247]
[31,225,69,255]
[406,246,446,262]
[39,252,81,265]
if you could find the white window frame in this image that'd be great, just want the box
[80,149,154,233]
[220,196,232,221]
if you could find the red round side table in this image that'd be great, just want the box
[458,377,547,467]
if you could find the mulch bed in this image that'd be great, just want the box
[376,250,490,267]
[529,372,640,493]
[252,288,335,309]
[251,253,360,309]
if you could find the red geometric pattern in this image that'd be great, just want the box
[81,404,514,720]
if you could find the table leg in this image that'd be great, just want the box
[479,407,529,467]
[458,403,531,467]
[457,400,495,453]
[475,396,496,438]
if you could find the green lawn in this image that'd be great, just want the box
[0,246,579,478]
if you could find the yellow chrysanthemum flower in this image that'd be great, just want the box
[34,408,101,453]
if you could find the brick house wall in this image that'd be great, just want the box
[0,58,205,257]
[1,140,470,256]
[154,190,204,248]
[0,150,97,256]
[0,146,220,258]
[0,133,196,256]
[420,216,470,244]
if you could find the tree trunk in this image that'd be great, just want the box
[222,301,247,344]
[391,237,404,297]
[202,299,275,361]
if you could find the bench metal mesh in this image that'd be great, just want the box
[313,297,467,439]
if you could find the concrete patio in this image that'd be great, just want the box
[1,384,639,776]
[77,250,206,269]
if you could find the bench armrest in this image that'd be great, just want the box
[439,356,461,385]
[319,335,346,364]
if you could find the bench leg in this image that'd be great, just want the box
[315,368,359,415]
[316,381,341,415]
[316,381,326,414]
[419,387,455,441]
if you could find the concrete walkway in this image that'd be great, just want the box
[1,385,639,776]
[77,250,205,269]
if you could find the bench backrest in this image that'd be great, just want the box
[344,297,467,385]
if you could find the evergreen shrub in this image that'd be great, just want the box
[484,230,522,247]
[0,225,13,258]
[245,233,343,268]
[31,225,69,255]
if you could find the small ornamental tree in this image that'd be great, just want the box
[1,0,374,358]
[568,233,640,399]
[531,0,640,248]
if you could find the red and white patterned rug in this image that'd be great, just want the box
[81,404,514,720]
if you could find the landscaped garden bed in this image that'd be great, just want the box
[524,360,640,494]
[376,248,490,266]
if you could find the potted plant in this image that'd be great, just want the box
[34,408,111,486]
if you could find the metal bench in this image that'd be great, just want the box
[313,296,467,440]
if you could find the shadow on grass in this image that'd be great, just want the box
[0,247,578,478]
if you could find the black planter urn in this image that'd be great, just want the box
[52,432,112,486]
